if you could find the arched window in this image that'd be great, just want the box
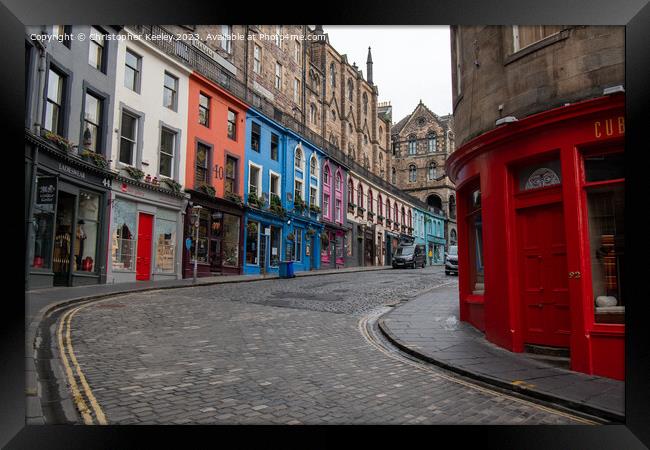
[336,170,342,192]
[391,167,396,184]
[362,92,368,115]
[408,135,417,155]
[357,183,364,208]
[347,79,353,101]
[295,146,304,170]
[449,195,456,219]
[322,163,331,218]
[363,153,369,170]
[378,194,383,216]
[385,199,391,220]
[294,146,305,203]
[401,206,406,226]
[310,154,318,177]
[331,109,336,121]
[309,155,319,207]
[323,163,331,186]
[408,209,412,228]
[312,72,320,94]
[428,162,437,180]
[348,178,354,204]
[428,133,437,152]
[368,189,373,213]
[409,165,417,182]
[330,63,336,87]
[364,134,368,145]
[379,153,384,177]
[450,228,457,244]
[426,194,442,210]
[309,103,317,124]
[394,201,399,224]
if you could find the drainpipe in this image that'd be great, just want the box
[26,27,48,290]
[33,27,47,136]
[243,25,249,97]
[301,25,307,129]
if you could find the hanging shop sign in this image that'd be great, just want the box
[36,176,58,206]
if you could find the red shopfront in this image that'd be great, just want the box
[446,93,625,380]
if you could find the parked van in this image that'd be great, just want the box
[392,244,426,269]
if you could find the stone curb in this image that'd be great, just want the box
[26,265,391,424]
[376,315,624,423]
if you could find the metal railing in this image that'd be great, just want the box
[130,25,444,218]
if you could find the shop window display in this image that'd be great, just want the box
[270,226,281,267]
[466,187,484,295]
[246,220,259,265]
[31,187,54,269]
[154,218,176,272]
[112,199,137,270]
[222,214,240,268]
[196,209,209,263]
[294,228,303,262]
[75,191,99,272]
[584,151,624,324]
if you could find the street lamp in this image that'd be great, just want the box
[189,205,203,283]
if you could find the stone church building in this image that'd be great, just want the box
[390,101,457,245]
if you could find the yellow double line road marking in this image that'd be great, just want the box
[57,304,107,425]
[358,310,600,425]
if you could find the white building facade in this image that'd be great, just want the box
[106,27,191,284]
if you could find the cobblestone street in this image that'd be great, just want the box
[53,267,586,424]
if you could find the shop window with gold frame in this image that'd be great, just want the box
[111,198,137,271]
[245,220,259,265]
[154,217,176,273]
[75,191,99,272]
[584,151,624,324]
[222,213,240,268]
[466,185,484,295]
[196,209,209,263]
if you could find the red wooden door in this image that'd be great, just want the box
[136,213,153,281]
[517,202,570,348]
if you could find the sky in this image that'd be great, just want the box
[324,26,452,125]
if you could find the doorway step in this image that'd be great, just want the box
[524,344,570,369]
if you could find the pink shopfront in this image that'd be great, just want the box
[319,160,347,269]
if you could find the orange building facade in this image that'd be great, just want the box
[182,71,248,276]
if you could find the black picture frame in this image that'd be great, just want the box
[5,0,649,448]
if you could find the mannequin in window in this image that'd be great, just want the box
[75,219,87,270]
[53,224,71,272]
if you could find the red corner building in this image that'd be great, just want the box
[447,26,625,380]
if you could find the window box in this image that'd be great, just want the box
[43,130,73,152]
[385,218,392,225]
[348,202,356,213]
[356,206,366,217]
[80,149,108,169]
[199,183,216,197]
[224,191,243,206]
[294,195,307,213]
[123,166,145,181]
[367,211,375,220]
[247,192,266,209]
[161,177,182,193]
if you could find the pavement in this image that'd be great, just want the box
[377,282,625,422]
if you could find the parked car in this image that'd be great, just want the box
[392,244,426,269]
[445,245,458,275]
